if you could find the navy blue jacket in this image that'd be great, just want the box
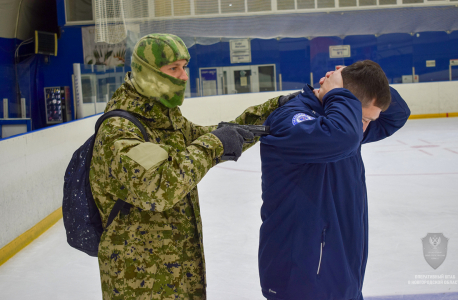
[259,85,410,300]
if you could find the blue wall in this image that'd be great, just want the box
[0,38,17,119]
[33,26,84,129]
[1,24,458,131]
[0,26,84,130]
[187,31,458,95]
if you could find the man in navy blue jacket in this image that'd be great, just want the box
[259,60,410,300]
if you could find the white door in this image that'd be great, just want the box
[257,65,277,92]
[199,67,223,96]
[223,64,276,94]
[198,64,276,96]
[224,66,259,94]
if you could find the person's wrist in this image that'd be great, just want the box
[321,88,346,104]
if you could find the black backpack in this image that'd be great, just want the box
[62,110,149,257]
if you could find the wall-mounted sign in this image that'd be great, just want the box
[231,53,251,64]
[329,45,351,58]
[450,59,458,66]
[402,75,419,83]
[230,39,251,64]
[426,60,436,67]
[230,39,250,51]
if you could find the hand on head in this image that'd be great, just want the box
[314,66,345,102]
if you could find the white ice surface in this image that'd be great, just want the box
[0,118,457,300]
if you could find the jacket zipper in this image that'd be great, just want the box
[317,227,327,275]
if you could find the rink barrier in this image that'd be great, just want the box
[409,112,458,119]
[1,81,458,263]
[0,114,100,261]
[0,208,62,267]
[365,292,458,299]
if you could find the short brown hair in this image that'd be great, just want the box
[341,60,391,111]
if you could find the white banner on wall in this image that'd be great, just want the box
[82,26,128,67]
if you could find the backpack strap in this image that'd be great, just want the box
[106,199,132,229]
[95,110,150,142]
[94,109,150,229]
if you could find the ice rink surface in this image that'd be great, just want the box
[1,117,458,300]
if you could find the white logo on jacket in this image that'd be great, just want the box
[292,113,315,125]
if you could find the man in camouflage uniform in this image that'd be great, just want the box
[90,33,292,300]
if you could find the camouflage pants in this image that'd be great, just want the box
[98,211,206,300]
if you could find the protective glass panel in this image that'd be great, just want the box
[248,0,272,12]
[124,0,149,19]
[339,0,357,7]
[277,0,295,9]
[201,69,218,96]
[297,0,315,9]
[234,70,252,93]
[65,0,93,22]
[174,0,191,16]
[223,71,228,94]
[155,0,172,17]
[317,0,335,8]
[359,0,376,5]
[221,0,245,13]
[379,0,396,4]
[403,0,423,3]
[81,77,95,104]
[258,66,275,92]
[195,0,219,14]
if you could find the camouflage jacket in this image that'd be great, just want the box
[90,73,280,300]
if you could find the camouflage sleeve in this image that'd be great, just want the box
[92,117,224,212]
[231,96,280,152]
[184,96,280,143]
[232,96,280,126]
[189,123,217,141]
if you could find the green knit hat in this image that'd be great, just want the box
[130,33,190,108]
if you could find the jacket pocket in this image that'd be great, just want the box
[317,226,327,275]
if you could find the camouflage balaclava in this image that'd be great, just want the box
[130,33,190,108]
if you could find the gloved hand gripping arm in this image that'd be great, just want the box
[211,126,254,161]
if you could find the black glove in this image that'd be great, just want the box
[211,126,254,161]
[278,91,301,107]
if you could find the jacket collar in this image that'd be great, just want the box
[104,72,185,130]
[297,84,325,115]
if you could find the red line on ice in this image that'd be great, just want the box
[419,149,433,156]
[444,148,458,154]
